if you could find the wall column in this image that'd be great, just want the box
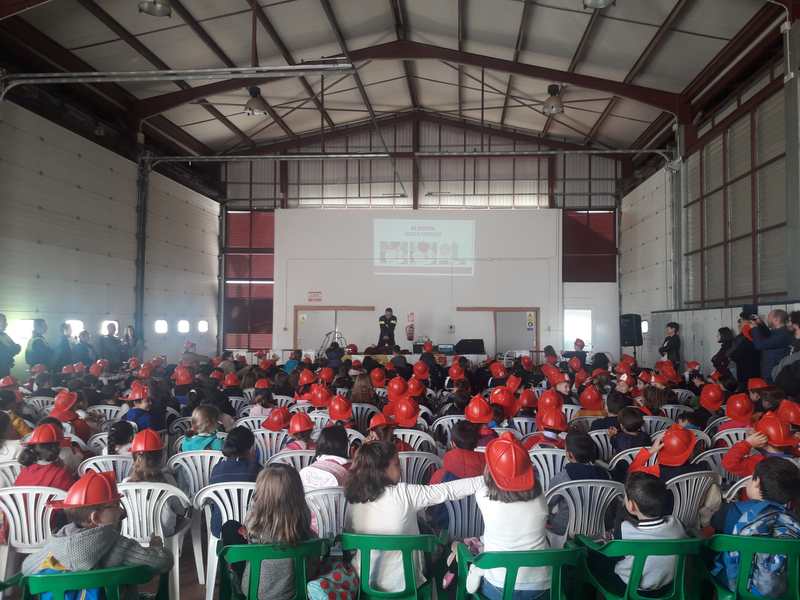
[134,155,150,337]
[785,20,800,298]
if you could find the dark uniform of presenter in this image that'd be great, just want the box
[378,308,398,347]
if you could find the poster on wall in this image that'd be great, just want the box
[308,291,322,302]
[374,219,475,275]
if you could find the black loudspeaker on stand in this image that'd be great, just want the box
[620,314,643,347]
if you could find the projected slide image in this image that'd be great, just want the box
[374,219,474,275]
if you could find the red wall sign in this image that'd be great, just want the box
[308,291,322,302]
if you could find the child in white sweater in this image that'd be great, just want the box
[344,441,482,593]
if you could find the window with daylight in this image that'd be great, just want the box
[155,320,168,334]
[101,320,119,335]
[198,320,209,333]
[178,320,190,333]
[65,320,84,337]
[224,210,274,350]
[684,85,787,307]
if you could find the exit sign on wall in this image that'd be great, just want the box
[308,292,322,302]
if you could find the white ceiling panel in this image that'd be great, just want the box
[575,18,657,82]
[503,106,548,133]
[601,0,681,27]
[462,0,522,61]
[404,0,458,49]
[331,0,396,51]
[593,113,652,149]
[673,0,764,40]
[21,0,116,49]
[633,30,728,92]
[196,11,282,68]
[608,98,664,124]
[262,0,340,61]
[520,4,592,70]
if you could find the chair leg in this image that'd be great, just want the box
[204,535,219,600]
[0,544,9,600]
[191,511,205,584]
[167,537,181,600]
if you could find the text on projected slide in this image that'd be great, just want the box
[374,219,475,275]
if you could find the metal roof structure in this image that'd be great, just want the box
[0,0,789,194]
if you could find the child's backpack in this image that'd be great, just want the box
[712,500,800,598]
[37,556,104,600]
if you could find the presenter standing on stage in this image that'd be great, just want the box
[378,308,398,347]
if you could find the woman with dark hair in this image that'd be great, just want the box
[299,424,352,489]
[727,315,762,385]
[658,322,681,371]
[711,327,735,377]
[121,325,144,363]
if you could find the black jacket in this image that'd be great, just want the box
[658,335,681,369]
[727,334,761,383]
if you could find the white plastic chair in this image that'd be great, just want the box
[704,416,730,436]
[252,429,290,466]
[289,404,312,414]
[335,388,350,397]
[24,396,54,413]
[394,429,437,453]
[588,430,613,462]
[692,448,743,485]
[267,449,316,470]
[544,479,625,541]
[242,389,256,401]
[99,418,120,432]
[310,411,331,429]
[194,482,256,600]
[236,404,251,419]
[228,396,248,416]
[305,486,349,540]
[351,403,380,432]
[273,395,294,407]
[711,428,748,448]
[86,405,121,421]
[169,417,193,436]
[167,450,226,584]
[0,461,22,487]
[0,486,67,588]
[419,406,434,423]
[374,388,388,398]
[59,433,90,454]
[117,482,191,599]
[666,471,721,530]
[443,494,485,543]
[662,404,692,421]
[78,455,133,482]
[398,451,443,485]
[437,402,453,416]
[568,417,599,433]
[512,417,538,436]
[88,432,109,454]
[673,389,695,405]
[563,405,579,421]
[528,448,568,491]
[431,415,466,449]
[233,416,266,431]
[724,476,751,502]
[61,421,75,435]
[346,429,365,449]
[492,427,522,439]
[641,416,674,437]
[607,447,658,471]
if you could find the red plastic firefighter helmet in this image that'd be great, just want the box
[317,368,335,384]
[288,412,314,435]
[490,362,508,379]
[370,369,386,388]
[394,398,421,428]
[536,408,567,432]
[130,429,165,453]
[485,432,534,491]
[223,373,239,387]
[263,407,292,431]
[725,393,754,423]
[755,413,799,447]
[311,384,333,408]
[465,395,493,425]
[657,424,696,467]
[329,395,353,421]
[579,386,603,411]
[700,384,723,412]
[47,471,122,509]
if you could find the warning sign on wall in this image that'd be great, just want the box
[308,291,322,302]
[299,314,307,325]
[526,312,535,332]
[407,312,415,323]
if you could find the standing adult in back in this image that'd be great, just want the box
[0,315,21,378]
[750,310,791,384]
[71,330,97,366]
[51,323,74,374]
[658,322,681,372]
[377,308,397,347]
[25,319,53,369]
[99,322,124,372]
[728,316,761,386]
[121,325,144,364]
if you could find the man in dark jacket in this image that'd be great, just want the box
[71,330,97,366]
[0,315,21,378]
[751,310,791,384]
[377,308,397,347]
[658,322,681,372]
[51,323,73,373]
[25,319,53,369]
[728,319,761,386]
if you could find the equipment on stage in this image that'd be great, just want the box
[455,338,485,354]
[619,314,643,347]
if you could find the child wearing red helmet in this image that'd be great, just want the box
[221,372,245,400]
[716,393,755,436]
[345,441,483,593]
[21,471,173,584]
[574,385,606,419]
[15,424,75,492]
[466,396,499,447]
[524,408,567,451]
[627,424,704,483]
[284,413,316,451]
[121,386,154,433]
[721,413,800,477]
[366,414,414,452]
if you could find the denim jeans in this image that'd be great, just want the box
[480,580,550,600]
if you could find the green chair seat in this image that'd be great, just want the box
[20,564,169,600]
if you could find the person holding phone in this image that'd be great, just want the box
[749,310,791,384]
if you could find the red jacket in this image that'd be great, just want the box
[524,434,565,451]
[70,418,92,443]
[721,440,764,477]
[396,439,414,452]
[429,448,487,485]
[15,462,74,492]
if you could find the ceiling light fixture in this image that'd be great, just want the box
[542,84,564,115]
[244,87,268,116]
[583,0,615,8]
[138,1,172,17]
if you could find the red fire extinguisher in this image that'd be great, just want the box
[406,324,414,341]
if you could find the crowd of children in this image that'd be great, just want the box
[1,339,799,600]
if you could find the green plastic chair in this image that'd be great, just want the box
[455,542,584,600]
[19,564,169,600]
[217,537,332,600]
[573,534,705,600]
[702,534,800,600]
[335,530,449,600]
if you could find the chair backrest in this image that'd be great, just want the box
[22,564,168,600]
[117,482,191,541]
[165,406,182,425]
[88,432,109,455]
[228,397,249,416]
[169,416,193,436]
[351,403,380,432]
[87,405,121,421]
[673,389,695,405]
[273,395,294,408]
[78,455,134,482]
[167,450,226,498]
[242,388,256,401]
[724,476,751,502]
[563,405,580,421]
[704,416,729,436]
[346,428,366,448]
[692,448,743,486]
[194,482,257,528]
[568,416,599,433]
[374,387,388,398]
[398,451,443,485]
[431,415,466,449]
[0,486,66,550]
[63,432,90,453]
[662,404,693,421]
[607,447,658,470]
[336,532,447,600]
[99,418,120,432]
[692,429,712,451]
[252,429,290,465]
[394,429,437,453]
[0,460,23,487]
[24,397,55,412]
[305,486,348,540]
[491,427,522,439]
[545,480,625,540]
[588,430,614,462]
[437,402,453,416]
[641,416,674,437]
[289,404,311,414]
[418,406,434,422]
[665,471,721,530]
[309,411,331,429]
[234,416,266,431]
[236,404,252,419]
[711,427,748,447]
[443,494,485,543]
[528,448,568,490]
[267,449,316,470]
[335,388,350,397]
[62,421,75,435]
